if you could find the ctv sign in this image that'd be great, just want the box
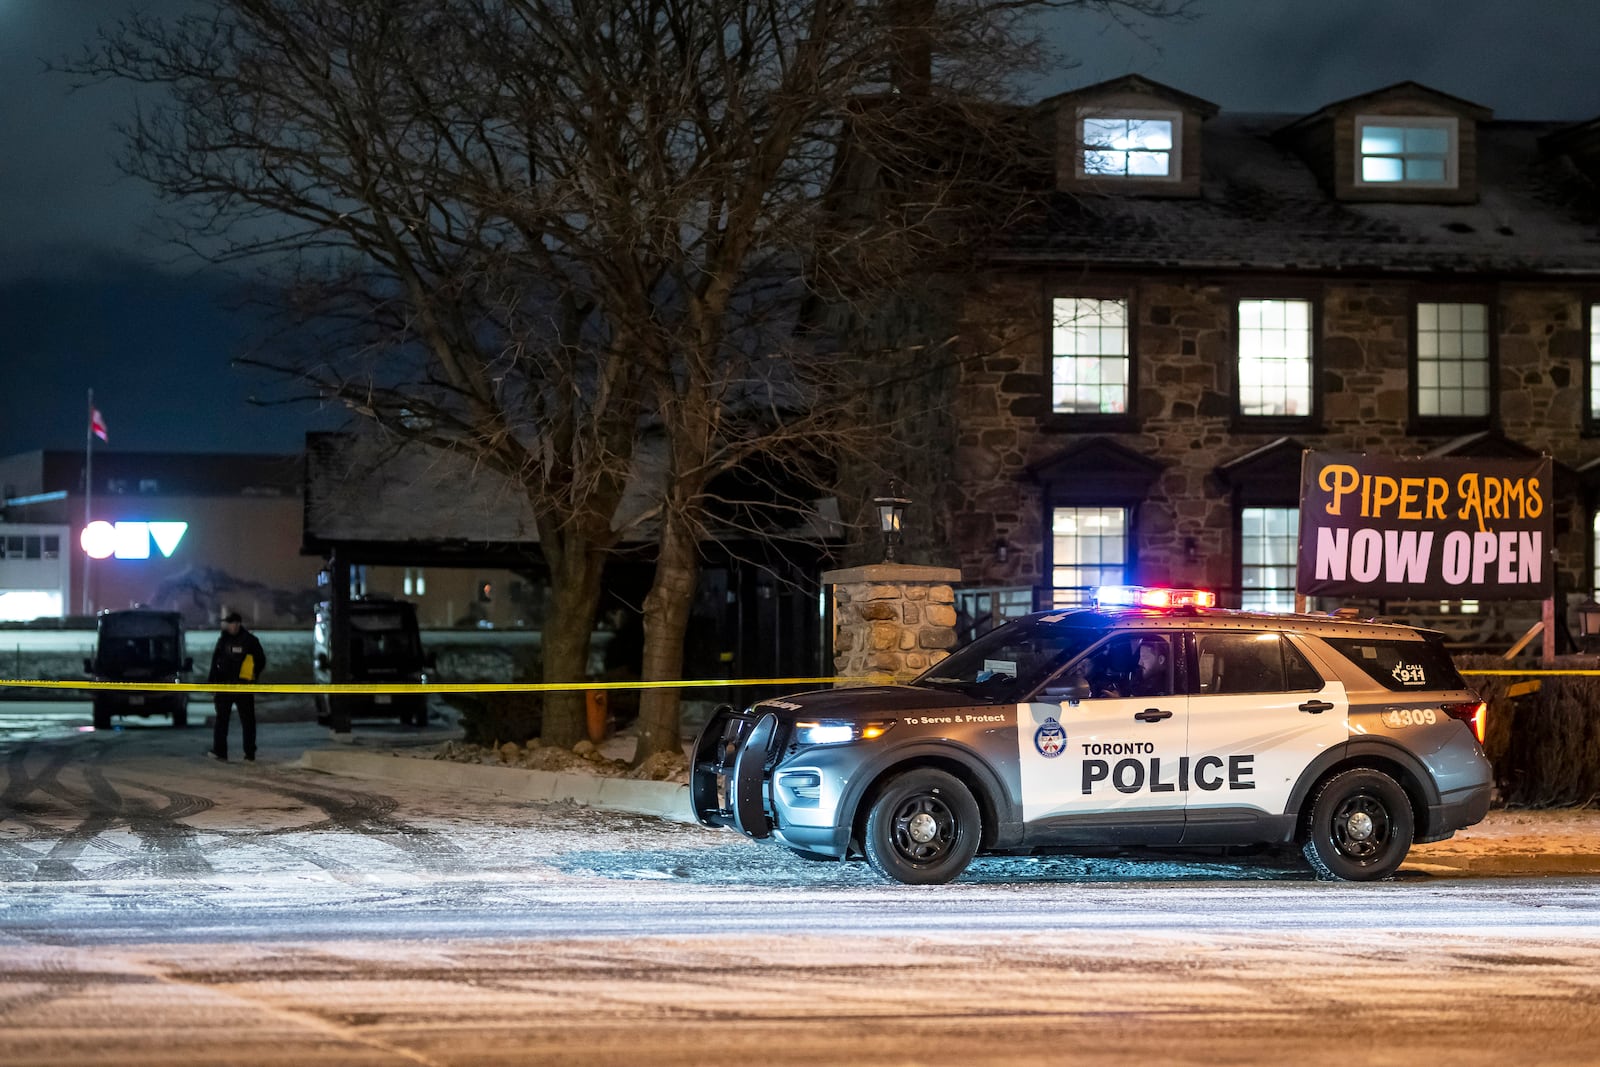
[80,520,189,560]
[1297,452,1552,600]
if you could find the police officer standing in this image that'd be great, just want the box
[207,611,266,762]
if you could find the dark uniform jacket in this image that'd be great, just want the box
[209,628,267,684]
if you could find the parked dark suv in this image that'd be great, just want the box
[85,608,193,730]
[313,597,434,725]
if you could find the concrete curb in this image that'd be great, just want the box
[299,749,695,824]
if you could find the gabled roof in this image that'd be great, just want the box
[1424,431,1573,486]
[1037,74,1220,119]
[1276,81,1493,137]
[996,113,1600,277]
[1214,438,1307,505]
[1026,436,1166,503]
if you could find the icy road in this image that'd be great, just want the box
[2,712,1600,1065]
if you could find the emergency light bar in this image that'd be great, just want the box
[1094,585,1217,609]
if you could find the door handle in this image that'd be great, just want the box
[1299,700,1335,714]
[1134,708,1173,722]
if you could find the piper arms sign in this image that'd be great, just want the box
[1296,451,1553,600]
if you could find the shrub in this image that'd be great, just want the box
[1456,653,1600,807]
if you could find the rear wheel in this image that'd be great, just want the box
[862,768,981,885]
[171,704,188,728]
[1301,767,1415,881]
[92,698,112,731]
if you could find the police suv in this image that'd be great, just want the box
[691,587,1492,884]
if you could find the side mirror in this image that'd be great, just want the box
[425,651,437,669]
[84,657,94,674]
[315,653,330,671]
[182,657,194,673]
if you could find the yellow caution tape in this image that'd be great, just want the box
[0,675,889,695]
[1461,669,1600,677]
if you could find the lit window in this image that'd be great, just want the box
[1237,299,1312,417]
[403,567,427,597]
[1051,506,1127,607]
[1356,116,1456,187]
[1081,113,1176,178]
[1240,507,1298,613]
[1592,511,1600,598]
[1416,302,1489,418]
[1590,306,1600,421]
[1051,297,1128,414]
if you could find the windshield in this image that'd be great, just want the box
[350,609,421,666]
[914,618,1101,703]
[97,615,183,671]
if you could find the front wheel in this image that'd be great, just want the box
[1301,767,1415,881]
[92,698,112,731]
[862,768,981,884]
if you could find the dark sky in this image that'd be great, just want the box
[3,0,1599,458]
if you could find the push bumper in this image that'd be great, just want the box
[690,705,779,839]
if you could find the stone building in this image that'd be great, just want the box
[932,76,1600,647]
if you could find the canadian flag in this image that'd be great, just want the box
[90,407,108,442]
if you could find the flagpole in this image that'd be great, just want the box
[83,388,93,617]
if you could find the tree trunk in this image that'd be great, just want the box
[540,544,607,748]
[634,510,701,764]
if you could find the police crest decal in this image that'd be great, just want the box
[1034,716,1067,759]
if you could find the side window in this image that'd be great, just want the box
[1321,636,1468,691]
[1067,633,1175,699]
[1196,632,1321,694]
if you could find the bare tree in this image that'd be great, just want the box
[68,0,1189,757]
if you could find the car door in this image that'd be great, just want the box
[1182,629,1348,843]
[1018,631,1188,845]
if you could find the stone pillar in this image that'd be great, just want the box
[822,563,963,685]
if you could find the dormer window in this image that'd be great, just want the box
[1080,111,1179,179]
[1356,115,1457,187]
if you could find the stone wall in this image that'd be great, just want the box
[943,274,1600,632]
[824,564,961,682]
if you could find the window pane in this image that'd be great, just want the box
[1052,506,1127,606]
[1407,159,1446,182]
[1127,151,1170,176]
[1125,118,1173,150]
[1359,119,1452,187]
[1083,150,1123,175]
[1081,115,1175,179]
[1406,126,1450,153]
[1361,127,1406,154]
[1052,297,1130,414]
[1363,157,1404,182]
[1237,299,1313,417]
[1240,507,1299,612]
[1416,301,1489,418]
[1082,117,1125,147]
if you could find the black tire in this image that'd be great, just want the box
[406,697,428,727]
[92,698,112,731]
[1300,767,1415,881]
[314,694,331,726]
[171,704,188,729]
[862,768,982,884]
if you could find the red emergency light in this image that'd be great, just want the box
[1094,585,1218,609]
